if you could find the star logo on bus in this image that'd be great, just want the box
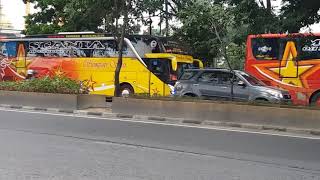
[53,66,65,77]
[269,50,312,87]
[152,88,160,95]
[255,41,315,88]
[83,75,97,91]
[13,43,33,77]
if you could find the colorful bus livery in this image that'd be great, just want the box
[245,33,320,105]
[0,34,203,96]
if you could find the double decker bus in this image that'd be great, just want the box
[0,33,203,96]
[245,33,320,105]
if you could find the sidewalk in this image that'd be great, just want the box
[80,107,320,137]
[1,103,319,137]
[82,107,112,113]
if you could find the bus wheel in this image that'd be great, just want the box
[310,92,320,106]
[120,84,134,97]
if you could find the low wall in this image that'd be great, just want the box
[112,97,320,130]
[0,91,109,110]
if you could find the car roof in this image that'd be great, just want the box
[185,68,244,73]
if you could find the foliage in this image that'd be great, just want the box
[280,0,320,32]
[175,0,233,66]
[24,0,159,35]
[219,0,320,35]
[25,0,70,34]
[0,76,86,94]
[225,43,246,70]
[226,0,280,44]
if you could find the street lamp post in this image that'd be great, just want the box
[165,0,169,36]
[147,17,153,36]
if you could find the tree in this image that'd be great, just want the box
[24,0,68,34]
[225,43,246,70]
[280,0,320,32]
[219,0,320,35]
[24,0,114,34]
[175,0,234,66]
[111,0,128,97]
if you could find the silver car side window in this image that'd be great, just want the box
[198,72,218,83]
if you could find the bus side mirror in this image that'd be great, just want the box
[171,57,177,71]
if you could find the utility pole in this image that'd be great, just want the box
[26,0,30,17]
[266,0,271,14]
[23,0,30,29]
[0,0,2,31]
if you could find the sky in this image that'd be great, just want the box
[2,0,25,30]
[1,0,319,32]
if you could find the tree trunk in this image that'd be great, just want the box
[165,0,169,36]
[212,23,234,100]
[114,0,128,97]
[266,0,271,14]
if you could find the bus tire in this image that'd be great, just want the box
[310,91,320,106]
[120,84,134,97]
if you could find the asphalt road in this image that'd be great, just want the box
[0,108,320,180]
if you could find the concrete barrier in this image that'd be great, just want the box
[112,97,320,130]
[0,90,109,110]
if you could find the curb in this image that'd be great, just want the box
[1,104,319,137]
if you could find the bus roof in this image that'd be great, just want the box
[145,53,194,63]
[3,33,193,56]
[248,33,320,39]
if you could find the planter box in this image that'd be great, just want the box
[0,90,109,110]
[112,97,320,130]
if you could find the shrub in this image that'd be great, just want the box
[0,76,87,94]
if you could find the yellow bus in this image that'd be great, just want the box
[0,33,203,96]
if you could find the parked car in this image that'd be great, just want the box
[174,69,292,103]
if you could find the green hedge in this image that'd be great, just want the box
[0,76,87,94]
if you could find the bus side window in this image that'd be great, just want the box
[252,38,280,60]
[193,62,199,68]
[298,37,320,61]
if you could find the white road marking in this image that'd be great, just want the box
[0,107,319,140]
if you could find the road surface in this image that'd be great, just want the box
[0,108,319,180]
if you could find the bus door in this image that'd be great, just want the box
[278,39,299,78]
[146,58,171,96]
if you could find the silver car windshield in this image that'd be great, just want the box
[239,72,265,86]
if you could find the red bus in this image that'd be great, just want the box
[245,33,320,106]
